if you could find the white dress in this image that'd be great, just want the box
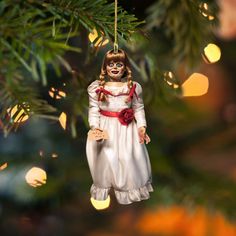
[86,80,153,204]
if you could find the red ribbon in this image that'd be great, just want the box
[127,84,138,102]
[95,84,138,101]
[100,108,134,126]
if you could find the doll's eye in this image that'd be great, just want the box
[108,63,114,67]
[116,63,124,68]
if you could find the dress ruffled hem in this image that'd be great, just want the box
[90,184,110,200]
[90,183,153,205]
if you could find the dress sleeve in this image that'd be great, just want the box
[132,82,147,129]
[87,80,100,129]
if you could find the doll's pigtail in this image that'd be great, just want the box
[126,66,133,89]
[123,50,133,89]
[125,65,134,103]
[98,67,107,102]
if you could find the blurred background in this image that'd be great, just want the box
[1,0,236,235]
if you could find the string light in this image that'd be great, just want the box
[199,2,215,21]
[0,163,8,171]
[163,71,180,89]
[7,104,30,123]
[182,73,209,97]
[51,153,58,159]
[39,150,44,157]
[88,29,109,47]
[90,196,111,210]
[25,167,47,187]
[202,43,221,64]
[59,112,67,130]
[48,87,66,99]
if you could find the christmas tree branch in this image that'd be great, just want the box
[0,0,141,133]
[146,0,219,68]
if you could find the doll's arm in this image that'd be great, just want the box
[132,82,147,129]
[87,81,100,129]
[132,82,151,144]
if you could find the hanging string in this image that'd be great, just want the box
[114,0,118,53]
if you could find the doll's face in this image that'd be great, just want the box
[106,61,125,80]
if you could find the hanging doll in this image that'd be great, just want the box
[86,49,153,205]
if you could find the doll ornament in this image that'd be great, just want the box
[86,49,153,205]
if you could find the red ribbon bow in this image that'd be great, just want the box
[118,108,134,125]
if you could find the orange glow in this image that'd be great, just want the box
[182,73,209,97]
[136,205,236,236]
[59,112,67,130]
[48,87,66,99]
[51,153,58,159]
[25,167,47,187]
[7,104,30,123]
[88,28,109,47]
[199,2,215,21]
[164,71,179,88]
[90,195,110,210]
[0,163,8,170]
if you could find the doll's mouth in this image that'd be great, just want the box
[111,70,119,74]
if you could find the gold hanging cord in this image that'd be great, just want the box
[114,0,119,53]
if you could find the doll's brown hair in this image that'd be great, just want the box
[99,49,133,101]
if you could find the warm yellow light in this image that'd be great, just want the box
[182,73,209,97]
[25,167,47,187]
[48,87,66,99]
[88,29,109,47]
[166,80,173,86]
[59,112,67,130]
[199,2,215,21]
[201,12,208,17]
[173,84,179,89]
[167,71,173,79]
[90,195,111,210]
[39,150,44,157]
[203,43,221,64]
[203,3,208,10]
[208,15,214,21]
[7,104,30,123]
[51,153,58,159]
[164,71,179,88]
[0,163,8,171]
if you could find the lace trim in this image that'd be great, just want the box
[90,183,153,205]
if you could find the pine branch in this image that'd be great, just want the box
[0,0,141,134]
[0,74,57,135]
[146,0,219,68]
[43,0,142,41]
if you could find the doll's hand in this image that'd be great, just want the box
[90,128,104,141]
[138,127,151,144]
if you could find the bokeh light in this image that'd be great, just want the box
[199,2,215,21]
[182,73,209,97]
[7,104,30,123]
[88,28,109,47]
[90,196,111,210]
[59,112,67,130]
[203,43,221,64]
[48,87,66,99]
[25,167,47,188]
[51,153,58,159]
[164,71,179,89]
[0,163,8,171]
[136,205,236,236]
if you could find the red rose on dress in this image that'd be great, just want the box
[118,108,134,126]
